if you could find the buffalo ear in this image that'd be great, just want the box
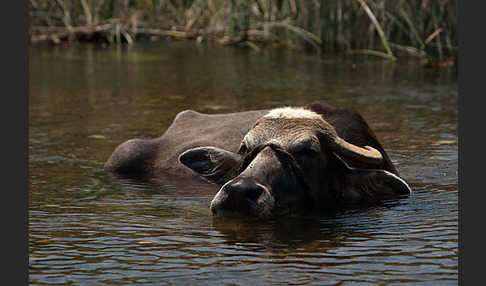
[179,146,242,185]
[329,153,411,203]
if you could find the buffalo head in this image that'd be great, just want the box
[179,107,411,218]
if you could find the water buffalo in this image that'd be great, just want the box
[105,101,411,217]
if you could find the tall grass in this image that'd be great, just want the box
[29,0,457,61]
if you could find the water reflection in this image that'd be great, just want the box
[29,42,457,285]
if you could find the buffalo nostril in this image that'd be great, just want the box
[245,184,263,202]
[228,179,264,203]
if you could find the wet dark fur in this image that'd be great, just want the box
[105,101,398,181]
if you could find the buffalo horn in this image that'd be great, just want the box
[329,136,383,166]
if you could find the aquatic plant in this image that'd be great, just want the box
[28,0,457,63]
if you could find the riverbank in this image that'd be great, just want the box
[28,0,457,65]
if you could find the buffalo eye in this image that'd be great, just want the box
[238,143,248,154]
[294,147,318,158]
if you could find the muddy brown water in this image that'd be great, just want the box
[29,42,457,285]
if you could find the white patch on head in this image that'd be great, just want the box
[264,107,322,120]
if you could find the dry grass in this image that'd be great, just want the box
[28,0,457,62]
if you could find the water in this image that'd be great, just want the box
[29,42,458,285]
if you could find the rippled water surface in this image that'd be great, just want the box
[29,42,458,285]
